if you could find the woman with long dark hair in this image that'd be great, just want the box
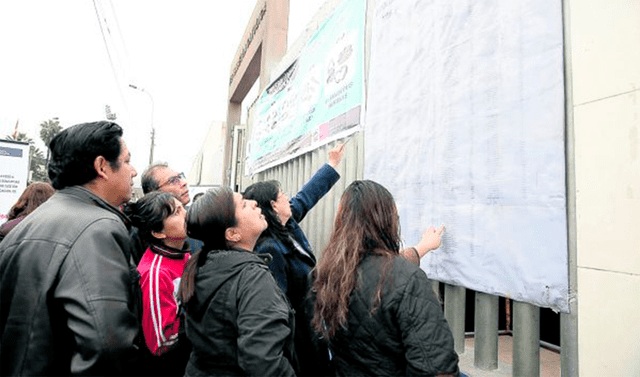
[178,188,296,377]
[312,180,460,376]
[242,143,344,375]
[0,181,54,242]
[126,191,191,376]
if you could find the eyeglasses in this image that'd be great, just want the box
[277,191,291,200]
[159,172,185,188]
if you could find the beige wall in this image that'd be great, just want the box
[569,0,640,375]
[187,121,225,186]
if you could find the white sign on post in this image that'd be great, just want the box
[0,140,30,222]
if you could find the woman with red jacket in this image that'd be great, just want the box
[127,191,191,376]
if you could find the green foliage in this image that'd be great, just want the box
[39,118,64,179]
[39,119,63,149]
[29,147,48,181]
[6,132,31,143]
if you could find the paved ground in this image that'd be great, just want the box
[458,335,561,377]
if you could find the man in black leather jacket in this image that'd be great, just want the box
[0,121,142,375]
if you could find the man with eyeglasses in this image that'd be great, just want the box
[141,163,190,206]
[127,163,203,263]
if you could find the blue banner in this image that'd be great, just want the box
[0,146,24,157]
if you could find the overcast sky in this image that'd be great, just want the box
[0,0,325,179]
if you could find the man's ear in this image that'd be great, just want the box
[151,230,166,240]
[93,156,110,180]
[225,227,240,243]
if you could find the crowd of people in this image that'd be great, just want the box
[0,121,460,376]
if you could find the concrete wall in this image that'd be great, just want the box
[567,0,640,375]
[187,121,225,186]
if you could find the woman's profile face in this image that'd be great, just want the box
[233,192,268,237]
[159,198,188,244]
[271,190,292,225]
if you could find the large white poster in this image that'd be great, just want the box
[365,0,568,312]
[0,140,30,222]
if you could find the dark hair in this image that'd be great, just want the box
[126,191,179,245]
[47,121,123,190]
[7,182,55,220]
[179,187,237,305]
[312,180,400,339]
[141,162,169,194]
[242,180,295,251]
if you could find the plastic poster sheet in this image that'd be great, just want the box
[246,0,365,175]
[364,0,568,312]
[0,140,30,222]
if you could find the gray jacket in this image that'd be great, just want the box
[0,186,142,376]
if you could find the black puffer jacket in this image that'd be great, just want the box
[328,254,460,376]
[184,249,297,377]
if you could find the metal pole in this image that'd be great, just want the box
[129,84,155,165]
[149,128,155,165]
[513,301,540,376]
[561,0,579,375]
[474,292,499,370]
[230,125,245,191]
[444,284,466,354]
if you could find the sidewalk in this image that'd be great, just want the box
[458,335,561,377]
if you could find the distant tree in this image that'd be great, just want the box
[6,132,31,143]
[6,132,48,182]
[29,147,47,181]
[39,118,63,168]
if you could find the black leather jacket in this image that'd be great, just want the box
[0,186,142,376]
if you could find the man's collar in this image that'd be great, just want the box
[61,186,132,229]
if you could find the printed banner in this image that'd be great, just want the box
[246,0,365,175]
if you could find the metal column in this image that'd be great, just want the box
[444,284,466,354]
[513,301,540,376]
[474,292,499,370]
[561,0,579,375]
